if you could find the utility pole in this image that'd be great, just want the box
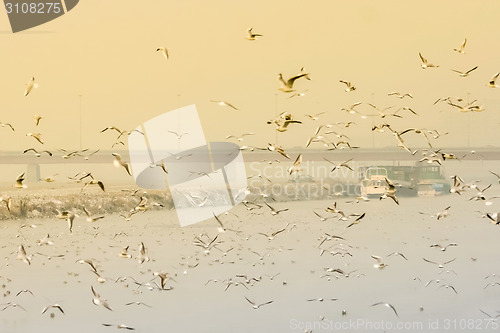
[275,93,278,145]
[79,94,83,150]
[467,92,471,148]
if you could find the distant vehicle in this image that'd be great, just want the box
[359,164,449,197]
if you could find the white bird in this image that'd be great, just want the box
[371,302,399,318]
[24,77,38,96]
[83,207,105,223]
[419,53,439,69]
[488,72,499,88]
[371,255,388,269]
[244,296,273,309]
[388,92,413,99]
[33,115,42,126]
[17,244,31,265]
[210,100,239,110]
[277,73,309,93]
[26,133,43,144]
[156,47,169,60]
[14,173,26,189]
[451,66,478,77]
[380,177,399,205]
[137,242,150,264]
[245,27,263,40]
[91,286,112,311]
[423,257,456,268]
[112,153,132,176]
[453,38,467,54]
[339,80,356,92]
[41,304,65,315]
[287,154,302,176]
[102,324,135,330]
[430,243,458,251]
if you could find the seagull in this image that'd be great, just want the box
[76,259,98,273]
[24,77,38,96]
[245,27,263,40]
[323,157,353,172]
[210,100,239,110]
[371,302,399,318]
[339,80,356,92]
[37,233,53,246]
[387,92,413,99]
[265,143,290,158]
[17,244,30,265]
[112,153,132,176]
[340,102,363,115]
[81,180,105,192]
[423,257,456,268]
[15,289,34,297]
[371,255,388,269]
[380,177,399,205]
[439,284,458,294]
[345,213,366,228]
[65,212,76,233]
[23,148,52,157]
[168,130,188,141]
[244,296,273,309]
[156,47,169,60]
[277,73,309,93]
[258,227,286,240]
[430,243,458,251]
[83,207,105,223]
[14,173,26,189]
[489,171,500,184]
[102,324,135,330]
[486,213,500,225]
[0,122,15,131]
[137,242,150,264]
[305,112,325,121]
[388,252,408,260]
[264,202,288,216]
[118,246,131,259]
[225,133,254,142]
[453,38,467,54]
[451,66,478,77]
[267,112,302,132]
[100,127,143,139]
[1,302,27,312]
[26,133,43,144]
[125,301,152,308]
[436,206,451,220]
[419,53,439,69]
[312,211,333,222]
[287,154,302,175]
[488,72,500,88]
[469,184,491,201]
[33,115,42,126]
[91,286,112,311]
[153,272,174,290]
[41,304,65,315]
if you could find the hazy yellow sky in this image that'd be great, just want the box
[1,0,499,152]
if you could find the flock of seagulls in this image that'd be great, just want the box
[0,22,499,332]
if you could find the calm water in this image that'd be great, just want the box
[0,159,500,332]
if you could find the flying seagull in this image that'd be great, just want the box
[156,47,169,60]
